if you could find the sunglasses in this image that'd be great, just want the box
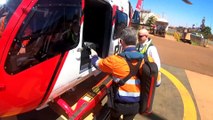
[138,35,147,38]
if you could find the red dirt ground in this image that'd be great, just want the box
[150,35,213,77]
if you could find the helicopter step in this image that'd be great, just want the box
[48,72,112,120]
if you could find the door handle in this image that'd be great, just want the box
[75,48,83,60]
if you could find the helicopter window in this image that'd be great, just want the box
[113,10,128,40]
[5,1,81,74]
[0,0,22,38]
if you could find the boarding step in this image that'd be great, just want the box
[49,73,112,120]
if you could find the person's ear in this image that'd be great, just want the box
[120,39,124,45]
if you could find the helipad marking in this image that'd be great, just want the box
[160,68,197,120]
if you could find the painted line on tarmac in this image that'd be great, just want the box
[160,68,197,120]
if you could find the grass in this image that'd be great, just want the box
[173,32,181,42]
[191,41,199,46]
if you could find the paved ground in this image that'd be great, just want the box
[150,35,213,120]
[135,64,200,120]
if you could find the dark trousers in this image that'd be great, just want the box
[110,102,139,120]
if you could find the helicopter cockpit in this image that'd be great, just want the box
[4,0,81,74]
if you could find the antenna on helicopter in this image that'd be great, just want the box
[182,0,192,5]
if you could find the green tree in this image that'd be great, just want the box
[200,26,212,39]
[146,15,157,27]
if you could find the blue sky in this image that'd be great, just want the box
[129,0,213,31]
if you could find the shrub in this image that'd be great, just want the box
[174,32,181,41]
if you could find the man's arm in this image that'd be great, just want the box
[90,49,114,74]
[147,46,161,70]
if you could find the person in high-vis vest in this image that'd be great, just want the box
[136,28,161,87]
[90,27,144,120]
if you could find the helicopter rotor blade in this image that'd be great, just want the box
[182,0,192,5]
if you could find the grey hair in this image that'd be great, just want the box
[120,27,137,45]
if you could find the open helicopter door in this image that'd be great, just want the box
[109,0,130,55]
[80,0,112,71]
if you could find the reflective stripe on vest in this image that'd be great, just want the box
[97,54,142,102]
[140,42,153,55]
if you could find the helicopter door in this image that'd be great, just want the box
[80,0,112,72]
[110,9,128,55]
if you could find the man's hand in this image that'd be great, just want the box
[90,48,97,57]
[17,47,26,55]
[90,48,99,68]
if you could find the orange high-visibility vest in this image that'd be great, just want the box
[97,51,144,103]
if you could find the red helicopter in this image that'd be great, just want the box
[0,0,133,118]
[0,0,191,118]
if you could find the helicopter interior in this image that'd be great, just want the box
[80,0,112,71]
[5,0,82,74]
